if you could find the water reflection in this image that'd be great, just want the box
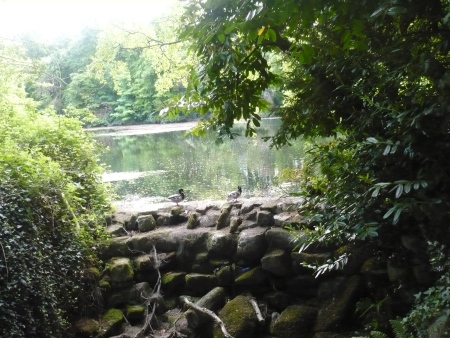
[95,119,304,203]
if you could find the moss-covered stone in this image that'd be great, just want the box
[162,272,186,293]
[187,213,199,229]
[261,248,291,276]
[215,265,234,286]
[99,279,111,298]
[84,266,101,280]
[185,273,218,295]
[314,275,362,332]
[229,217,241,233]
[137,214,156,232]
[99,308,124,337]
[107,282,152,308]
[213,295,258,338]
[271,305,317,338]
[133,254,155,272]
[125,304,146,322]
[235,266,268,286]
[171,206,184,216]
[109,257,134,283]
[216,209,231,230]
[74,318,99,337]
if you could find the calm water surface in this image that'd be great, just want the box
[95,119,304,204]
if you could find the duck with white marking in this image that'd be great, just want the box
[227,186,242,202]
[168,188,185,205]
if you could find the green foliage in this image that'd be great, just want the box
[0,41,111,336]
[176,0,450,336]
[404,242,450,337]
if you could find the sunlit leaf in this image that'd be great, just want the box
[258,26,265,36]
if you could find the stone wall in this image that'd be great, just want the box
[74,197,434,338]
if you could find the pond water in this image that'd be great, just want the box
[94,119,304,204]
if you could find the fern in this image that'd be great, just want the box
[369,320,412,338]
[370,331,388,338]
[390,319,412,338]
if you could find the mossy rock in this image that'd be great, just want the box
[99,279,111,298]
[84,266,101,280]
[162,272,186,293]
[235,266,268,286]
[171,206,184,216]
[137,214,156,232]
[134,254,155,272]
[109,257,134,283]
[74,318,99,337]
[187,213,199,229]
[125,304,146,322]
[99,308,124,337]
[185,273,218,295]
[216,209,231,230]
[271,305,317,338]
[213,295,258,338]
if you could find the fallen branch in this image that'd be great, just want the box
[181,296,235,338]
[245,293,265,324]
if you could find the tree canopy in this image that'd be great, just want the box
[173,0,450,335]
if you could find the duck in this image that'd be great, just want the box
[168,188,185,205]
[227,186,242,202]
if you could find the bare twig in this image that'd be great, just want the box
[181,296,235,338]
[245,293,265,324]
[139,245,163,335]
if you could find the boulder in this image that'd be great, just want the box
[273,212,302,227]
[314,275,363,332]
[185,286,227,328]
[126,214,138,231]
[271,305,317,338]
[265,228,297,251]
[261,249,292,276]
[238,219,259,231]
[216,208,231,230]
[235,266,269,286]
[137,214,156,232]
[428,312,450,338]
[229,217,242,233]
[133,254,155,272]
[109,257,134,287]
[243,209,258,221]
[185,273,219,296]
[199,209,222,227]
[292,252,333,266]
[213,295,259,338]
[257,210,274,226]
[100,237,131,260]
[98,308,125,337]
[125,304,146,323]
[207,232,236,259]
[236,228,268,263]
[260,201,279,213]
[187,213,199,229]
[109,326,146,338]
[241,201,261,214]
[285,275,320,298]
[264,291,290,311]
[161,272,186,294]
[107,282,153,308]
[73,318,99,338]
[215,265,234,286]
[106,224,127,237]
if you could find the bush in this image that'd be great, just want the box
[0,110,111,337]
